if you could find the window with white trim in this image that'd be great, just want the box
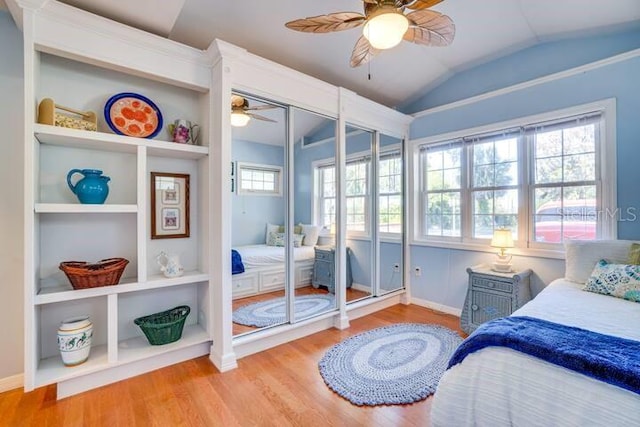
[316,159,370,233]
[417,106,611,249]
[237,162,282,196]
[314,149,403,236]
[379,151,403,234]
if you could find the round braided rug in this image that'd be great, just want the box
[232,294,335,327]
[318,323,462,406]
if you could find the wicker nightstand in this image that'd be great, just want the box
[460,265,532,334]
[312,246,352,294]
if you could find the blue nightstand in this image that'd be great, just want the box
[312,246,352,294]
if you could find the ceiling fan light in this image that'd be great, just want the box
[362,10,409,50]
[230,111,251,127]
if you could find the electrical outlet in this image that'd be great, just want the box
[393,263,400,272]
[414,267,422,277]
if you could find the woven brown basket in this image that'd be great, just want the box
[59,258,129,290]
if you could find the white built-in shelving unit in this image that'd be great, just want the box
[10,0,218,398]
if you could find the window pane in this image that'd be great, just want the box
[472,189,517,238]
[533,186,596,243]
[535,156,562,184]
[563,154,595,182]
[495,161,518,186]
[474,165,493,188]
[427,171,442,191]
[443,168,461,189]
[563,124,595,155]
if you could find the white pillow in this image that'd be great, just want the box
[564,240,635,283]
[299,223,319,246]
[265,223,280,244]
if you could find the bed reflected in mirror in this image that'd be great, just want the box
[230,92,289,337]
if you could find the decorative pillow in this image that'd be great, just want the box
[583,259,640,303]
[293,233,305,248]
[277,225,302,234]
[267,232,285,247]
[628,243,640,265]
[265,223,280,244]
[299,223,319,246]
[564,240,635,284]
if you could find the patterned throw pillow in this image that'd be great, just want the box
[267,232,285,247]
[583,259,640,303]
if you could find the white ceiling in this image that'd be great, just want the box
[44,0,640,108]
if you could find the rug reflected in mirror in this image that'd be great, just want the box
[233,294,336,328]
[318,323,462,406]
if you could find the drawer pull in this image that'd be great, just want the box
[471,304,478,311]
[489,282,495,288]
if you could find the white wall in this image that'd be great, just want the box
[0,11,24,381]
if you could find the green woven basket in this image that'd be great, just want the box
[134,305,190,345]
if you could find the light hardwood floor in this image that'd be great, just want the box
[0,304,462,427]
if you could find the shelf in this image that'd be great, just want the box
[118,324,210,365]
[34,325,209,388]
[34,124,209,160]
[35,203,138,213]
[35,343,109,388]
[35,271,209,305]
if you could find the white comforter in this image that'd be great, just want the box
[234,244,315,269]
[432,279,640,427]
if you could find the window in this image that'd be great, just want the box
[530,118,598,243]
[316,159,370,233]
[379,151,403,234]
[416,101,614,249]
[237,162,282,196]
[314,148,403,236]
[422,144,462,238]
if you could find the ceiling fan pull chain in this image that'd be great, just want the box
[368,60,372,80]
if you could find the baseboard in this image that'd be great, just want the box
[350,282,371,293]
[410,297,462,317]
[0,373,23,393]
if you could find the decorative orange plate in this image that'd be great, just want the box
[104,93,163,139]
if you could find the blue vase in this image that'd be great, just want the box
[67,169,111,204]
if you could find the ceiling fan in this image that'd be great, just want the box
[285,0,455,67]
[230,94,278,127]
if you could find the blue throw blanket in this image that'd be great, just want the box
[448,316,640,396]
[231,249,244,275]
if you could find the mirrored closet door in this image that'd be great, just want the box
[290,107,338,321]
[230,92,289,337]
[377,133,404,295]
[345,124,375,303]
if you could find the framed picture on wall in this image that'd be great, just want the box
[151,172,190,239]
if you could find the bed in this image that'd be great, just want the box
[231,244,316,299]
[432,240,640,427]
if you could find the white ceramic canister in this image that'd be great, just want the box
[57,315,93,366]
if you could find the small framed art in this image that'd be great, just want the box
[151,172,190,239]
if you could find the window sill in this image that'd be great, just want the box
[409,238,566,260]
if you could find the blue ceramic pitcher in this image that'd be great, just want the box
[67,169,110,204]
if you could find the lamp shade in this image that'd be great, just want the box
[491,229,514,249]
[362,10,409,50]
[230,111,250,127]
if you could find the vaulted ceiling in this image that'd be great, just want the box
[7,0,640,108]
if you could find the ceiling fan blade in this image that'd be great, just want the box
[363,0,378,3]
[405,9,455,46]
[403,0,443,10]
[350,35,381,68]
[285,12,366,33]
[248,113,277,123]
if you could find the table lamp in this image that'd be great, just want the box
[490,229,514,272]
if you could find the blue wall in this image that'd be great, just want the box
[403,28,640,310]
[402,26,640,113]
[232,139,285,246]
